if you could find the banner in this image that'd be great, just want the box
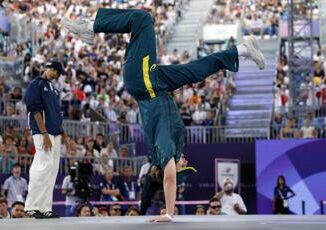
[203,24,239,42]
[215,159,240,193]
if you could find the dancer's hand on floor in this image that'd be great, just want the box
[147,214,173,223]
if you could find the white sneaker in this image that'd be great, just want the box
[62,18,94,45]
[243,36,265,70]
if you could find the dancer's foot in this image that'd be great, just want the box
[62,18,94,45]
[147,214,173,223]
[243,36,265,70]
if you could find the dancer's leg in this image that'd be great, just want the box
[157,36,265,92]
[158,47,239,91]
[64,9,157,65]
[163,159,177,217]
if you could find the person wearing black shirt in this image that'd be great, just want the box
[273,175,296,214]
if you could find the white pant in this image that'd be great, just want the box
[25,134,61,212]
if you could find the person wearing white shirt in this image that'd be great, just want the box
[126,102,139,124]
[1,164,28,207]
[215,179,247,215]
[100,141,118,158]
[300,119,316,138]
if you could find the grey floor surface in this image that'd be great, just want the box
[1,215,326,230]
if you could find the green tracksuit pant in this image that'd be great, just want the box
[94,8,239,168]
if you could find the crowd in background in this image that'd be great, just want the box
[0,121,136,174]
[0,162,247,218]
[208,0,286,39]
[0,0,235,127]
[272,48,326,139]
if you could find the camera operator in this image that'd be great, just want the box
[140,166,164,215]
[61,173,82,217]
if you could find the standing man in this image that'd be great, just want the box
[1,163,28,207]
[215,179,247,215]
[63,8,264,222]
[24,60,72,218]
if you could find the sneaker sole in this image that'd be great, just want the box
[248,35,259,50]
[62,18,94,45]
[245,38,265,70]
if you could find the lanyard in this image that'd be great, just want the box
[106,182,115,190]
[278,188,286,199]
[124,181,135,192]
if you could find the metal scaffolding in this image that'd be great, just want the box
[287,0,315,106]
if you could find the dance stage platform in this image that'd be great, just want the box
[1,215,325,230]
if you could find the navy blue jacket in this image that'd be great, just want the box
[24,77,63,135]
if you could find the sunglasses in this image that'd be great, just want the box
[210,205,221,209]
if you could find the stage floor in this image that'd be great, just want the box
[1,215,326,230]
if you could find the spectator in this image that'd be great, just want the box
[61,173,81,217]
[100,168,121,202]
[273,175,295,214]
[180,105,192,126]
[109,204,122,216]
[98,207,109,216]
[207,197,226,215]
[92,206,100,217]
[85,138,100,158]
[11,201,25,219]
[119,166,139,202]
[74,137,86,158]
[126,102,139,124]
[93,133,106,153]
[100,141,118,158]
[280,119,296,139]
[0,147,16,173]
[76,203,93,217]
[2,135,18,156]
[95,154,114,175]
[0,197,10,219]
[192,106,207,125]
[17,137,28,155]
[272,111,284,138]
[176,154,188,215]
[126,207,140,216]
[195,205,206,215]
[1,163,27,207]
[118,147,129,158]
[300,119,317,138]
[215,179,247,215]
[170,49,181,64]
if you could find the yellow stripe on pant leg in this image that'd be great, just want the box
[142,55,156,98]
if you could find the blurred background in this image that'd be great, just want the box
[0,0,325,219]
